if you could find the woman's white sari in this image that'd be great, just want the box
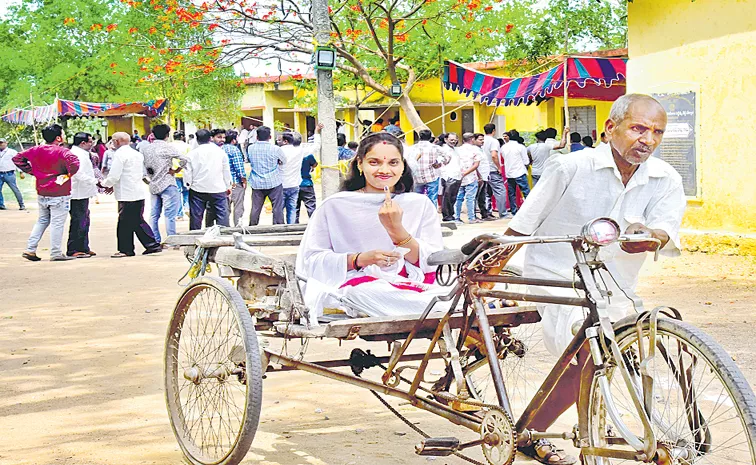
[296,191,446,325]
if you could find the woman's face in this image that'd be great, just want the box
[359,142,404,193]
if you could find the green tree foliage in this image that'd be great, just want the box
[0,0,244,127]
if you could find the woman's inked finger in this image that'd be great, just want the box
[384,185,392,204]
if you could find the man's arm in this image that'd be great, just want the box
[12,151,32,174]
[551,126,570,150]
[63,149,80,176]
[101,153,123,188]
[221,150,232,191]
[621,177,686,255]
[461,160,480,178]
[520,146,530,167]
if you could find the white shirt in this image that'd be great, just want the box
[0,147,19,172]
[546,137,570,157]
[482,135,501,173]
[280,135,322,189]
[439,145,461,181]
[171,140,191,155]
[456,143,482,186]
[501,140,529,179]
[475,145,490,181]
[69,146,98,200]
[101,145,147,202]
[184,143,232,193]
[509,144,687,355]
[527,141,552,176]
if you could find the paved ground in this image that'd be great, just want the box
[0,185,754,465]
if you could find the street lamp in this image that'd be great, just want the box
[314,46,337,70]
[389,82,402,98]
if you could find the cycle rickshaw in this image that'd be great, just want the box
[164,218,756,465]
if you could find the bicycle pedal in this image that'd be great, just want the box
[415,437,460,456]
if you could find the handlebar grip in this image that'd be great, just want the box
[461,234,499,255]
[461,238,483,255]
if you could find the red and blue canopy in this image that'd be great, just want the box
[2,98,168,125]
[443,57,627,107]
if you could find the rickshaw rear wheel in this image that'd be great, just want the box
[165,276,263,465]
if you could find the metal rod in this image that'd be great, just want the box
[581,447,643,461]
[468,273,585,290]
[473,288,589,307]
[266,352,445,372]
[515,317,593,432]
[177,224,308,236]
[266,350,481,432]
[409,312,452,396]
[472,290,512,415]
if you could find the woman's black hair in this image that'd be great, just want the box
[341,132,414,194]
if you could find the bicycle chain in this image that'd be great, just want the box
[369,389,515,465]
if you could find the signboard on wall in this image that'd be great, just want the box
[651,92,698,196]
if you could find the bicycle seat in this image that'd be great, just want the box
[427,249,467,266]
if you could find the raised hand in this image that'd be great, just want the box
[378,185,404,239]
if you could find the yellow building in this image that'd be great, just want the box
[240,49,626,145]
[627,0,756,233]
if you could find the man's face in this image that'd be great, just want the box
[502,133,510,143]
[212,133,225,146]
[276,135,284,146]
[0,142,7,151]
[446,135,458,148]
[81,137,94,151]
[606,102,667,165]
[475,135,484,147]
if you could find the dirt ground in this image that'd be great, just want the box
[0,192,754,465]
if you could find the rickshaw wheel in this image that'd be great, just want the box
[165,276,263,465]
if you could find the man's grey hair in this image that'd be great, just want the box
[292,132,302,147]
[609,93,665,124]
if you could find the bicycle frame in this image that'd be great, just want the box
[264,226,667,462]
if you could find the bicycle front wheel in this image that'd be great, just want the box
[586,317,756,464]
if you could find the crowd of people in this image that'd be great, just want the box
[1,109,613,262]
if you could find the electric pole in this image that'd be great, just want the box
[312,0,339,199]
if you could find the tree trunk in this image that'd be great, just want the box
[398,94,427,131]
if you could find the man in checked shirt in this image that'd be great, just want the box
[410,129,448,206]
[221,129,247,227]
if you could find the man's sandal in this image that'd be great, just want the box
[519,439,577,465]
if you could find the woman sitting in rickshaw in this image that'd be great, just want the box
[296,132,446,325]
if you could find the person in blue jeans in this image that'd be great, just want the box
[0,139,25,210]
[142,124,188,244]
[454,181,479,223]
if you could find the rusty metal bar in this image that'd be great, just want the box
[581,447,644,461]
[264,352,444,372]
[473,288,590,308]
[409,312,452,396]
[265,350,482,432]
[515,316,594,432]
[468,273,585,290]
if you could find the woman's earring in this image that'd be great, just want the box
[358,165,363,176]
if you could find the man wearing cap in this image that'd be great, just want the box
[0,138,25,210]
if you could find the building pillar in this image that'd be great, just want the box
[343,108,357,141]
[293,111,307,136]
[399,106,414,145]
[473,102,487,133]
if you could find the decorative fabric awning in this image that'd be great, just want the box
[58,98,168,118]
[2,98,168,125]
[443,57,627,107]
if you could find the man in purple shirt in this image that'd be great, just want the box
[13,124,80,261]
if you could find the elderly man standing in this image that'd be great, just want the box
[101,132,161,258]
[247,125,285,225]
[497,94,685,464]
[184,129,232,230]
[67,132,99,258]
[142,124,187,246]
[0,138,25,210]
[14,124,80,261]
